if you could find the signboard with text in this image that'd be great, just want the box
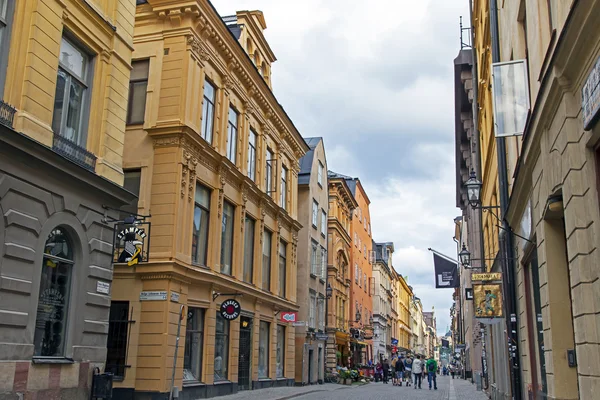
[113,222,151,266]
[472,272,502,282]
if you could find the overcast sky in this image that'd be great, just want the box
[214,0,469,336]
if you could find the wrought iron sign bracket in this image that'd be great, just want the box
[212,291,242,302]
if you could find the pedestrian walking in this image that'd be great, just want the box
[412,355,423,389]
[382,359,390,384]
[403,355,413,386]
[450,364,456,379]
[426,357,438,390]
[394,355,405,386]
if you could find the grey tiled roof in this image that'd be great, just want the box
[298,137,322,185]
[222,15,242,39]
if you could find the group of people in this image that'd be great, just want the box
[375,354,438,390]
[442,363,462,378]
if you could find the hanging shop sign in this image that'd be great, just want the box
[280,311,298,323]
[433,253,459,288]
[391,338,399,345]
[220,299,241,321]
[473,283,504,318]
[583,54,600,130]
[472,272,502,282]
[465,288,474,300]
[113,221,151,266]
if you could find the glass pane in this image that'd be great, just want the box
[0,0,7,18]
[64,78,85,144]
[262,231,272,290]
[130,60,149,81]
[204,80,216,102]
[59,37,87,80]
[44,228,73,260]
[120,170,141,220]
[34,257,72,357]
[128,81,147,123]
[276,326,284,377]
[192,205,209,266]
[52,70,67,135]
[195,185,210,209]
[214,314,229,380]
[184,308,204,381]
[258,321,269,378]
[243,217,255,283]
[492,61,529,136]
[220,202,234,274]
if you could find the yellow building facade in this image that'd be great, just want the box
[0,0,134,398]
[109,2,308,398]
[396,275,412,352]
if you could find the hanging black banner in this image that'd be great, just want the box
[433,253,459,288]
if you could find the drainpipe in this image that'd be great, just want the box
[489,1,522,400]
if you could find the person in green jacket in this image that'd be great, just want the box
[425,357,438,390]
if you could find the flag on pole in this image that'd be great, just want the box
[432,252,459,288]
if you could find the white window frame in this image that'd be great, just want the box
[321,208,327,236]
[312,200,318,227]
[317,161,324,186]
[226,106,238,163]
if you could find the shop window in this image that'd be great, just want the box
[279,240,287,297]
[258,321,270,378]
[243,216,255,283]
[192,185,210,266]
[226,106,238,164]
[183,308,205,382]
[33,228,74,358]
[262,230,272,291]
[201,79,216,144]
[214,313,229,381]
[276,325,285,378]
[220,201,234,275]
[106,301,132,379]
[52,35,91,146]
[127,60,149,124]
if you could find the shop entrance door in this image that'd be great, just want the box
[238,317,252,390]
[308,349,314,383]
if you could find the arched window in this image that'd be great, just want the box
[260,62,266,77]
[33,227,74,357]
[253,50,259,66]
[246,38,252,54]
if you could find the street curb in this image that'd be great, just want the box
[275,385,354,400]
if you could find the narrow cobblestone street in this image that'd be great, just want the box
[212,376,488,400]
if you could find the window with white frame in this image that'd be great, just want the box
[312,200,318,227]
[201,79,216,143]
[265,148,274,194]
[311,241,318,276]
[0,0,16,94]
[247,129,257,181]
[309,293,316,328]
[321,247,327,280]
[354,264,358,283]
[52,36,91,146]
[280,165,287,209]
[226,106,238,164]
[317,161,324,186]
[318,296,325,330]
[321,209,327,235]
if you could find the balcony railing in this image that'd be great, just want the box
[0,100,16,128]
[52,134,97,172]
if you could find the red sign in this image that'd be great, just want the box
[392,346,398,353]
[280,311,297,323]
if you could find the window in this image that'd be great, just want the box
[183,308,205,382]
[318,297,325,330]
[214,313,229,381]
[262,230,272,291]
[220,201,234,275]
[312,200,318,227]
[279,240,287,297]
[52,36,91,146]
[364,218,366,230]
[192,185,211,266]
[34,228,73,357]
[311,241,318,276]
[106,301,131,378]
[363,244,367,257]
[280,165,287,209]
[0,0,15,94]
[247,129,257,181]
[243,216,255,283]
[317,161,324,186]
[321,247,327,280]
[201,79,216,144]
[354,264,358,283]
[363,273,367,292]
[258,321,270,378]
[354,232,357,246]
[368,223,371,236]
[321,209,327,236]
[226,106,238,163]
[120,170,141,221]
[309,293,316,328]
[265,148,274,194]
[276,326,285,378]
[127,60,149,124]
[359,270,362,287]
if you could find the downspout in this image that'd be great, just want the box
[489,1,522,400]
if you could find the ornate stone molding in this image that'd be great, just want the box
[187,34,210,63]
[153,135,183,148]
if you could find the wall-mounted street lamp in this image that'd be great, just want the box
[459,243,471,267]
[326,283,333,299]
[355,310,361,323]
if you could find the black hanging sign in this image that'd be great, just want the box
[220,299,241,321]
[433,253,459,288]
[113,221,151,266]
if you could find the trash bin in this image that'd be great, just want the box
[475,372,482,391]
[91,368,113,399]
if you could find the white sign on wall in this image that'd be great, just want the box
[140,291,167,301]
[96,281,110,294]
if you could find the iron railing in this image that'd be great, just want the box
[460,16,472,49]
[0,100,16,128]
[52,134,97,172]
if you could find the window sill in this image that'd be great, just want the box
[213,380,232,385]
[258,378,272,382]
[321,233,326,238]
[319,278,325,283]
[310,273,317,279]
[312,224,318,229]
[32,357,74,365]
[183,380,206,388]
[276,377,287,381]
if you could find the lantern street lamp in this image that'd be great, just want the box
[459,244,471,267]
[465,169,483,208]
[355,310,361,323]
[326,283,333,299]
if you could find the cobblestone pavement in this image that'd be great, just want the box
[212,375,489,400]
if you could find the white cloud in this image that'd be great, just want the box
[213,0,469,335]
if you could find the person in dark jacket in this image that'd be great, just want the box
[382,359,390,384]
[394,356,405,386]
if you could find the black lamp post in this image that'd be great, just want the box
[459,244,471,267]
[465,169,483,208]
[326,283,333,299]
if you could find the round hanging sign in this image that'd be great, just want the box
[220,299,241,320]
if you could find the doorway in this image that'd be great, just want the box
[238,316,252,390]
[308,349,314,384]
[318,347,323,383]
